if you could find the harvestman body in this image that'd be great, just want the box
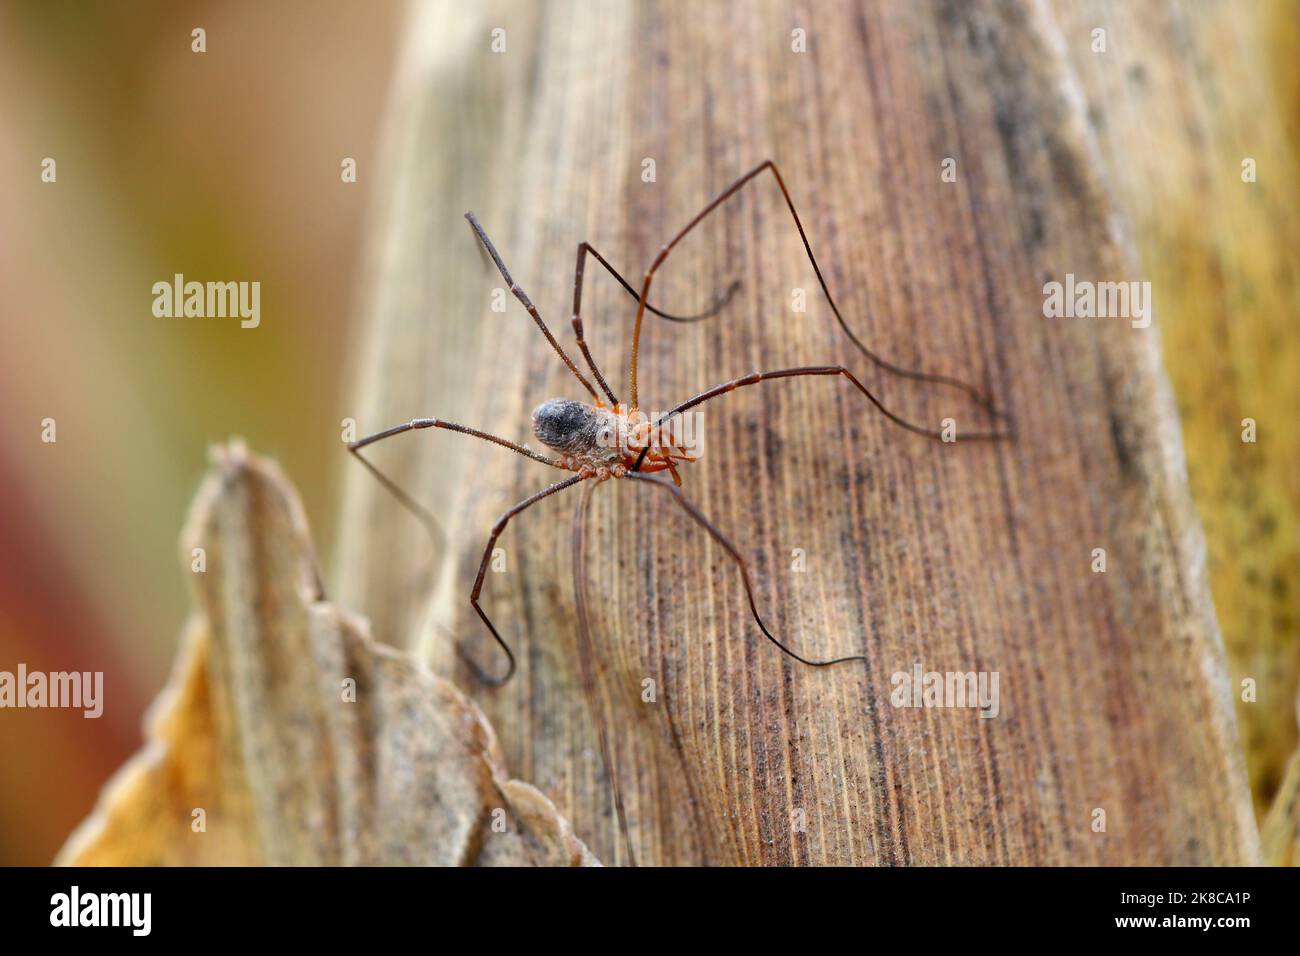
[349,160,1009,686]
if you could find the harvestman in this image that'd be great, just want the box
[348,160,1008,685]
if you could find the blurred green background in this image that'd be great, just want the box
[0,0,399,864]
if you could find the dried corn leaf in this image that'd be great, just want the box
[338,0,1261,865]
[58,442,596,866]
[1050,0,1300,829]
[1261,742,1300,865]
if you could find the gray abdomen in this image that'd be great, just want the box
[531,398,604,456]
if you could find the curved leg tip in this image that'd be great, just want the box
[455,643,514,687]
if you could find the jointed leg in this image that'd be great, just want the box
[626,160,999,414]
[464,211,601,401]
[632,364,1009,472]
[571,241,741,407]
[467,474,588,685]
[348,417,563,552]
[625,472,868,669]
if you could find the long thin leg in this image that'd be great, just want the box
[570,480,637,865]
[348,417,563,550]
[625,472,868,669]
[633,364,1010,472]
[464,211,601,401]
[627,160,998,414]
[571,241,741,406]
[467,473,588,685]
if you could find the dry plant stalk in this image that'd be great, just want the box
[59,442,595,866]
[334,0,1260,864]
[1049,0,1300,821]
